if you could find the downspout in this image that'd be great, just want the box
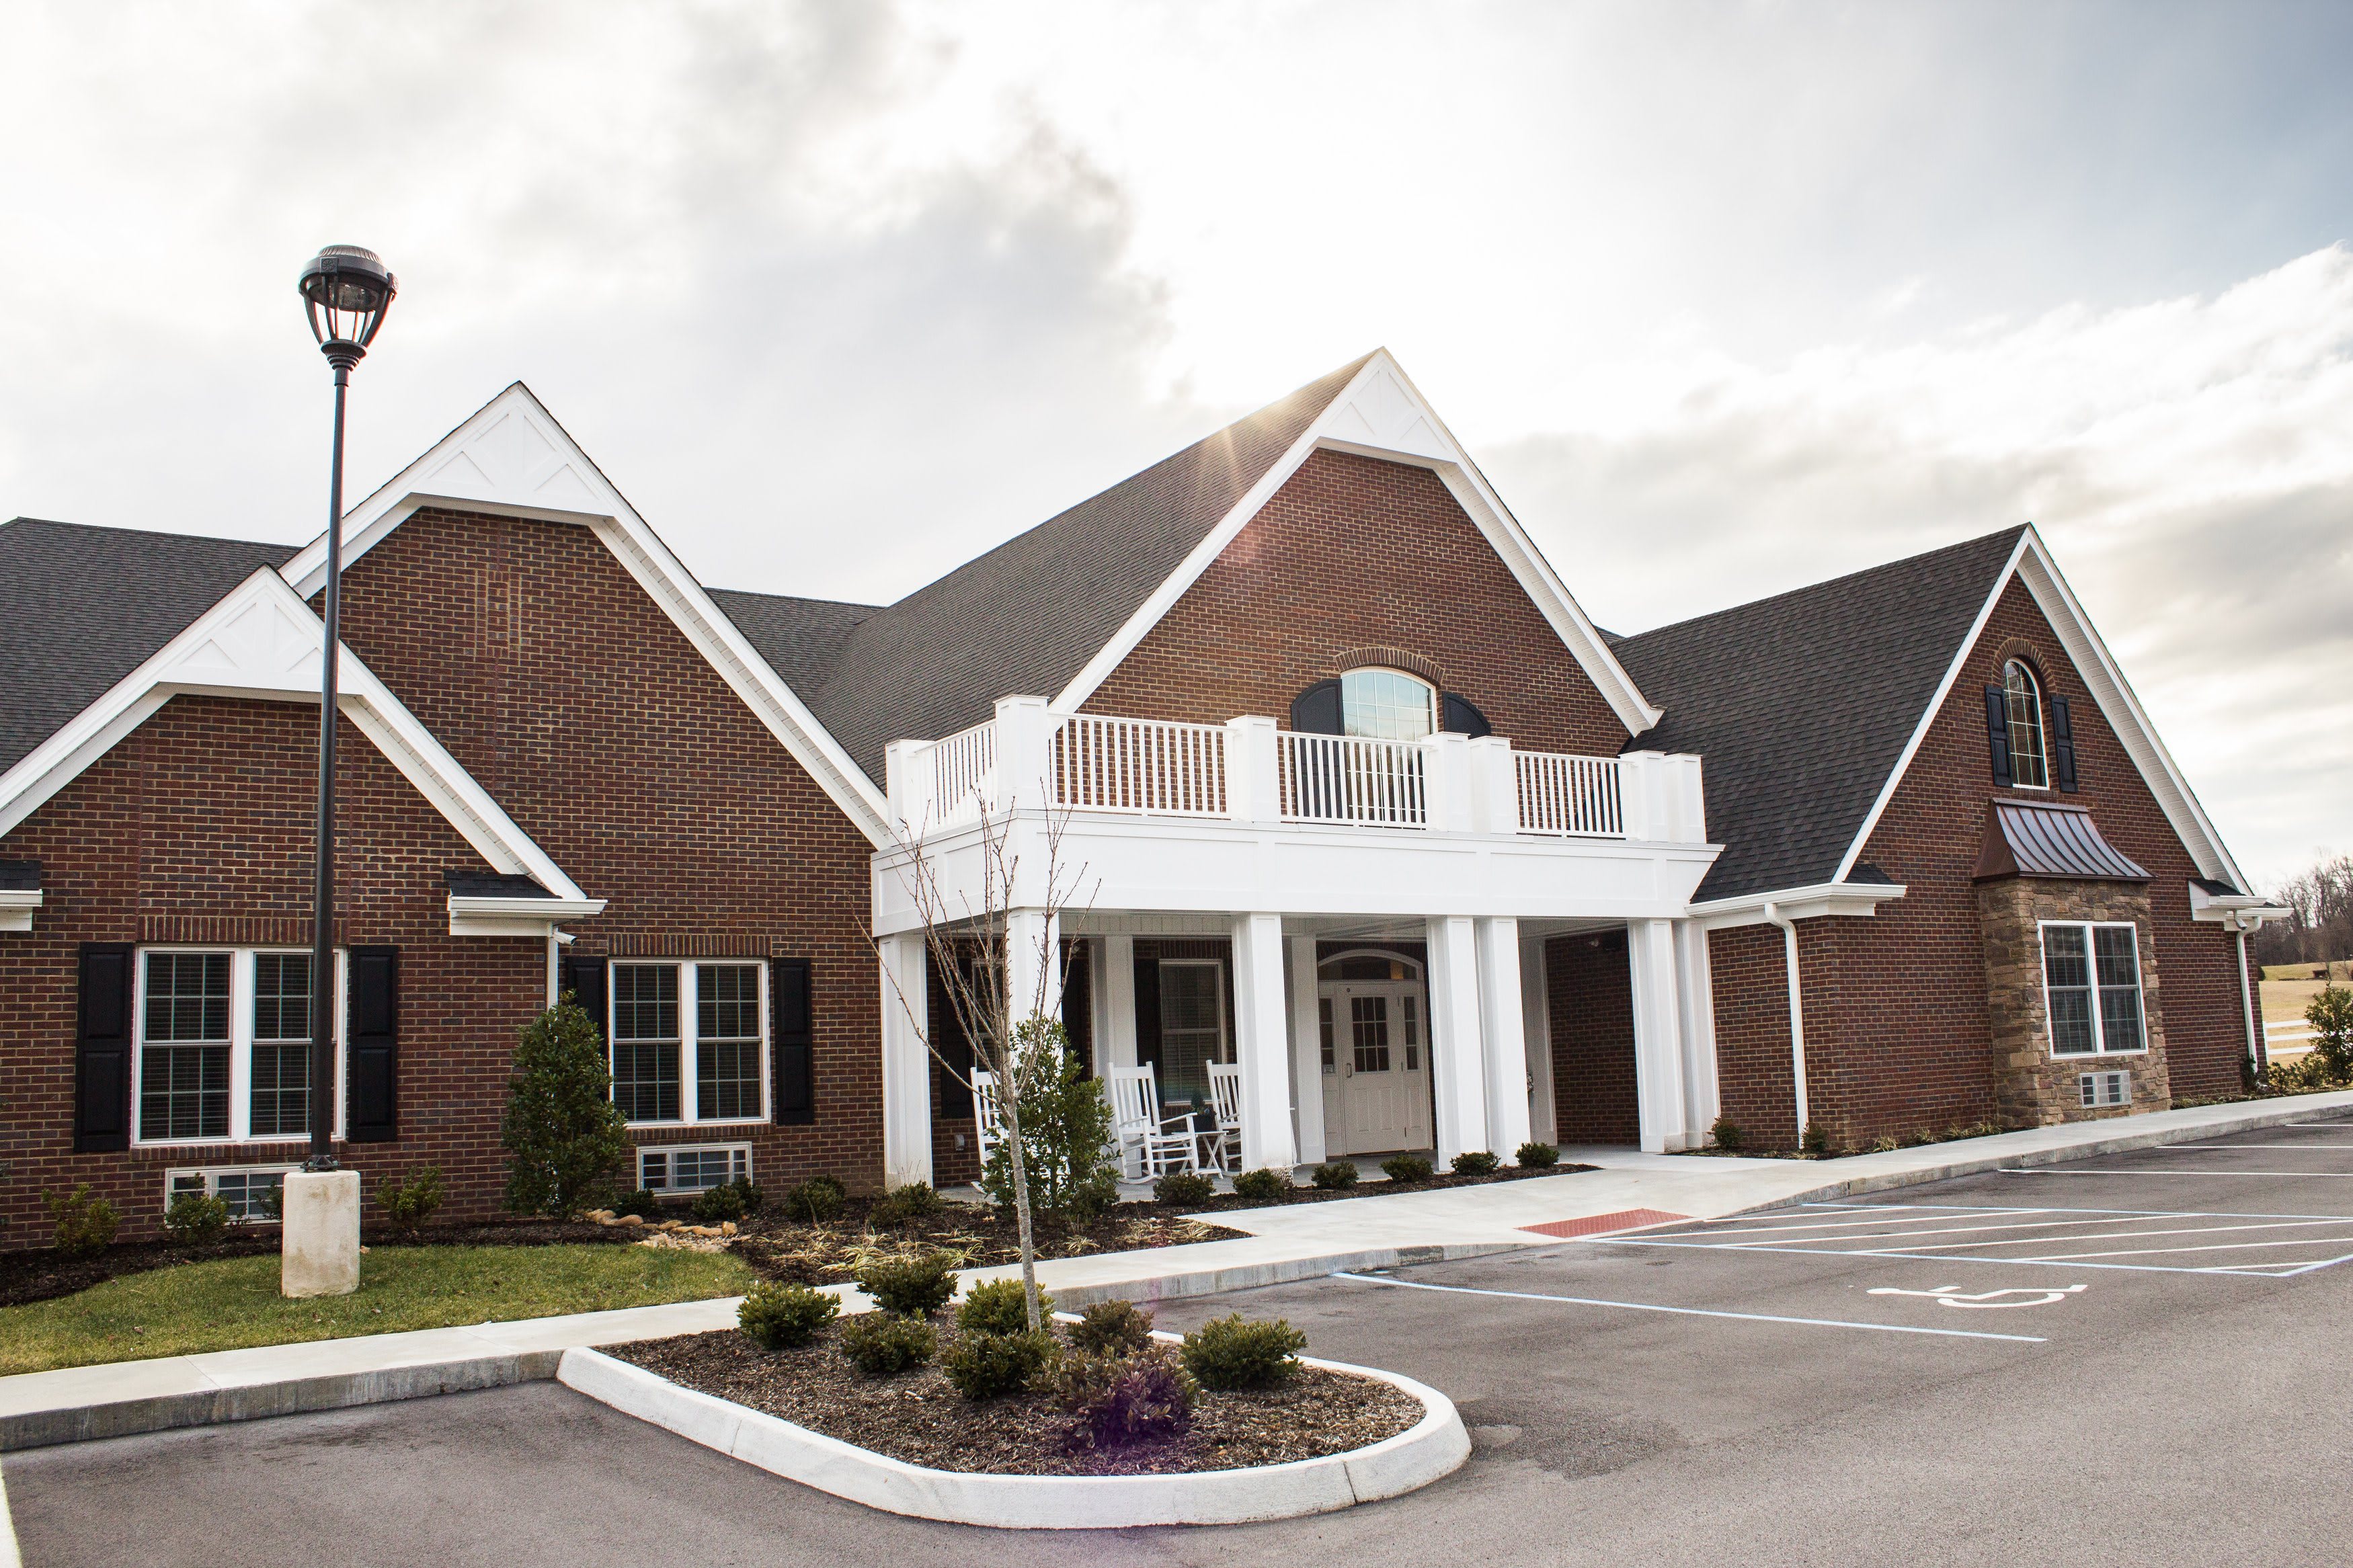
[2235,917,2264,1073]
[1763,902,1809,1141]
[546,926,573,1009]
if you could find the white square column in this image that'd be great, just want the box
[879,933,933,1190]
[1674,921,1720,1143]
[1474,918,1533,1160]
[1230,913,1298,1171]
[1627,917,1691,1153]
[1521,931,1557,1145]
[1101,933,1138,1073]
[1287,934,1326,1165]
[1425,915,1490,1164]
[1004,908,1062,1032]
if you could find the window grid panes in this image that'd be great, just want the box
[1158,960,1226,1103]
[641,1146,751,1192]
[2043,923,2143,1056]
[1350,994,1392,1073]
[1340,668,1436,741]
[250,954,311,1139]
[2005,661,2050,788]
[169,1167,289,1221]
[1318,997,1335,1073]
[1400,994,1421,1072]
[143,953,231,1141]
[612,964,682,1123]
[696,964,763,1121]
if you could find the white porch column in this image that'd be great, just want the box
[879,934,933,1189]
[1673,921,1720,1142]
[1627,917,1691,1153]
[1102,933,1138,1072]
[1287,934,1326,1165]
[1005,908,1062,1029]
[1230,913,1298,1171]
[1475,917,1533,1160]
[1425,915,1490,1164]
[1520,931,1557,1145]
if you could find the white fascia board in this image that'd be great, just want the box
[448,893,606,938]
[1051,350,1662,735]
[2186,880,2290,925]
[0,889,38,934]
[1687,880,1909,932]
[282,383,891,845]
[0,568,590,905]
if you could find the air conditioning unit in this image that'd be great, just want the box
[2079,1071,2129,1108]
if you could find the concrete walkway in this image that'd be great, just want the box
[5,1087,2348,1452]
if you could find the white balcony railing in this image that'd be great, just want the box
[923,717,996,831]
[1277,731,1427,828]
[1515,749,1622,837]
[1051,714,1228,817]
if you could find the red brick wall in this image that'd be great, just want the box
[1086,449,1631,755]
[1706,923,1798,1148]
[0,696,542,1243]
[329,508,884,1193]
[1546,932,1640,1145]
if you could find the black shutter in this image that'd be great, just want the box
[1440,692,1492,737]
[1132,948,1162,1075]
[346,946,399,1143]
[1289,679,1343,735]
[1983,686,2013,788]
[75,943,135,1153]
[930,949,973,1118]
[1059,938,1093,1078]
[772,957,813,1125]
[561,954,608,1044]
[2050,695,2081,793]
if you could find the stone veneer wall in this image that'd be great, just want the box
[1977,876,2170,1126]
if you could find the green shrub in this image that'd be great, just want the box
[738,1280,840,1349]
[957,1278,1052,1335]
[1710,1116,1745,1152]
[1154,1170,1216,1206]
[502,995,633,1218]
[1055,1345,1196,1450]
[781,1175,844,1224]
[1515,1142,1560,1167]
[693,1180,764,1224]
[1230,1167,1290,1204]
[1311,1160,1358,1190]
[163,1190,231,1245]
[979,1020,1121,1221]
[375,1167,444,1234]
[839,1312,936,1376]
[46,1185,118,1255]
[612,1188,660,1219]
[869,1182,943,1227]
[1380,1154,1435,1184]
[1800,1122,1831,1158]
[1068,1298,1155,1355]
[854,1249,961,1317]
[2309,985,2353,1080]
[1450,1151,1500,1176]
[1180,1313,1306,1390]
[2264,1051,2344,1094]
[943,1329,1057,1400]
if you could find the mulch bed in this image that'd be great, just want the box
[608,1323,1424,1476]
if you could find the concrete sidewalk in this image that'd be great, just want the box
[5,1087,2348,1452]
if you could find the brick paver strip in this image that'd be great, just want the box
[1519,1208,1689,1239]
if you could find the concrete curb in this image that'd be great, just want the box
[557,1344,1469,1528]
[990,1240,1528,1309]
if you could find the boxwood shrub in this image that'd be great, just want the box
[1180,1313,1307,1390]
[1230,1167,1290,1204]
[1068,1298,1155,1355]
[956,1278,1052,1335]
[1153,1171,1216,1206]
[854,1249,961,1317]
[943,1329,1056,1400]
[1380,1154,1435,1184]
[738,1281,839,1349]
[1515,1142,1560,1167]
[1310,1160,1358,1190]
[1449,1150,1500,1176]
[839,1312,936,1376]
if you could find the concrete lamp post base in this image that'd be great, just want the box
[281,1169,362,1298]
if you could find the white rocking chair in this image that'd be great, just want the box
[1206,1061,1244,1173]
[1109,1064,1199,1180]
[971,1069,1001,1166]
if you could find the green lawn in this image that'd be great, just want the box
[0,1244,753,1376]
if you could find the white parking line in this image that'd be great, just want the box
[1604,1237,2319,1278]
[1330,1272,2048,1342]
[2001,1168,2353,1178]
[2160,1145,2353,1151]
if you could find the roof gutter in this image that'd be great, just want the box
[1687,878,1907,932]
[1762,901,1810,1145]
[0,889,40,934]
[447,893,606,939]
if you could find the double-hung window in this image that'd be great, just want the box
[610,962,768,1126]
[135,948,337,1145]
[2040,922,2146,1056]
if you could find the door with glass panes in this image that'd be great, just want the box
[1316,960,1433,1155]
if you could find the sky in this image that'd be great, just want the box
[1,0,2348,890]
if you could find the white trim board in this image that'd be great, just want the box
[281,384,892,845]
[0,567,592,909]
[1050,349,1663,737]
[1829,526,2249,895]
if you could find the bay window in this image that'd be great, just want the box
[2041,921,2146,1056]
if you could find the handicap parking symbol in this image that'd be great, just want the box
[1867,1282,2088,1310]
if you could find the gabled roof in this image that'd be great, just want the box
[0,518,297,775]
[704,589,878,706]
[1614,527,2030,901]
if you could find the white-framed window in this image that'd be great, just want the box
[639,1144,752,1194]
[2004,660,2050,790]
[134,948,344,1146]
[1157,957,1228,1104]
[610,961,768,1128]
[1340,667,1436,741]
[2040,921,2147,1056]
[167,1165,296,1221]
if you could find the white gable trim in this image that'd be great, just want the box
[0,568,593,907]
[1050,350,1663,734]
[1829,526,2247,891]
[282,384,893,845]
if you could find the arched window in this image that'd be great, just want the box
[1341,668,1435,741]
[2003,660,2049,789]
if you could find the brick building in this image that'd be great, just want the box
[0,352,2282,1242]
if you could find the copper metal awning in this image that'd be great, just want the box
[1975,799,2149,881]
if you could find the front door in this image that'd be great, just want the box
[1318,981,1433,1156]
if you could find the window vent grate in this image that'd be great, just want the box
[2079,1071,2130,1109]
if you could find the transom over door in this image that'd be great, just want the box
[1318,980,1432,1156]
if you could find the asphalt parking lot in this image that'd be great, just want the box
[14,1112,2353,1567]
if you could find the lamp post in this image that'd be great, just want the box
[295,246,395,1175]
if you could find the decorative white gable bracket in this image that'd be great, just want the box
[0,568,602,936]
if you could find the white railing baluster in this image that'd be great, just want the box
[1272,732,1431,829]
[1047,714,1229,818]
[1513,749,1624,837]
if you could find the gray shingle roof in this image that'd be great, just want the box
[442,869,555,899]
[1613,526,2028,902]
[704,588,878,704]
[802,355,1375,779]
[0,518,298,777]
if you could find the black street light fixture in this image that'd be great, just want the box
[296,245,395,1172]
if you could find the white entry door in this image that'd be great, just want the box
[1318,981,1433,1156]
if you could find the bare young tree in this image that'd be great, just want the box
[871,793,1093,1333]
